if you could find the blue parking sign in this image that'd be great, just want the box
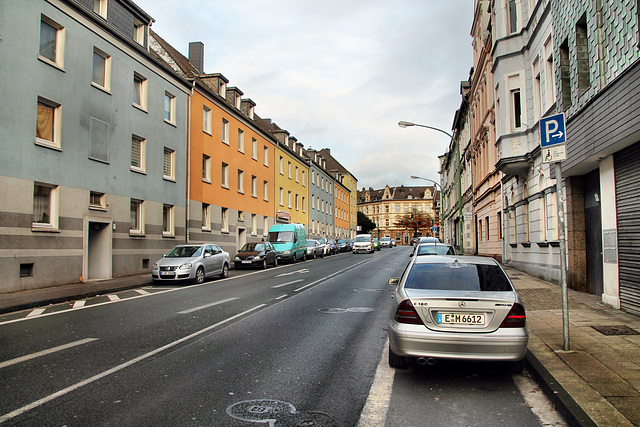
[540,113,566,147]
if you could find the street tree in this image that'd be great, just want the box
[357,211,377,234]
[394,212,433,239]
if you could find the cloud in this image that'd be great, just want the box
[136,0,474,188]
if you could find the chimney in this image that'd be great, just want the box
[188,41,204,73]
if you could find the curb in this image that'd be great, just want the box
[525,350,597,427]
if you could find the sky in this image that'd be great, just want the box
[134,0,475,190]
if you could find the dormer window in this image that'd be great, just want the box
[93,0,108,19]
[219,82,226,98]
[133,19,145,45]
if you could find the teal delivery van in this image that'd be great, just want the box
[267,223,307,263]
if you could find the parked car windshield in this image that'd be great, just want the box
[306,240,316,246]
[240,242,266,252]
[268,231,293,243]
[354,236,370,242]
[165,246,201,258]
[404,263,512,292]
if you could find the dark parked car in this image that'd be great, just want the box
[234,242,277,269]
[327,239,338,255]
[336,239,350,252]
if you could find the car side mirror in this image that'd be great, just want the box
[409,253,413,257]
[388,277,400,286]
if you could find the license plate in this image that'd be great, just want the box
[160,271,174,277]
[437,312,485,325]
[242,260,252,264]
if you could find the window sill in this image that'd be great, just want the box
[163,176,176,183]
[201,228,212,232]
[203,130,212,136]
[520,242,531,248]
[132,103,148,113]
[129,231,145,237]
[91,82,111,94]
[202,179,212,184]
[221,185,229,190]
[35,138,62,151]
[222,141,230,146]
[221,230,230,234]
[89,206,107,212]
[238,191,245,195]
[38,55,65,72]
[536,242,550,247]
[549,241,560,247]
[31,226,60,233]
[509,243,518,248]
[162,233,175,238]
[164,119,177,128]
[131,167,147,175]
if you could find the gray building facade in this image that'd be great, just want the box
[304,150,335,240]
[0,0,191,292]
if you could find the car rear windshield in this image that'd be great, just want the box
[404,263,513,291]
[241,243,265,251]
[268,231,293,243]
[416,245,456,256]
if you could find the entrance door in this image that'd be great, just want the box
[584,170,603,296]
[87,221,112,280]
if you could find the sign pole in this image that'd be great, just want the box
[555,161,570,351]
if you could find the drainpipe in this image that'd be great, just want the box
[186,81,194,243]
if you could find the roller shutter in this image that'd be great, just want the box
[614,141,640,316]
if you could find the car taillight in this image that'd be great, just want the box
[394,300,424,325]
[500,303,526,328]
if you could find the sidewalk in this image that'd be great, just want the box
[503,266,640,427]
[1,269,639,426]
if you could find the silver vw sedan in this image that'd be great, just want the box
[152,243,230,284]
[387,255,528,372]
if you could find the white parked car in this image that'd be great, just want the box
[352,234,374,254]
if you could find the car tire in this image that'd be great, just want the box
[313,251,317,259]
[302,252,306,261]
[292,254,296,263]
[195,267,205,284]
[388,346,408,369]
[262,259,267,269]
[219,263,229,279]
[273,257,278,267]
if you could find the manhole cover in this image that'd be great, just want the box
[591,325,639,336]
[227,399,338,426]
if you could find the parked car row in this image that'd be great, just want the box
[352,234,398,254]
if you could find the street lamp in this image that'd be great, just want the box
[399,121,464,254]
[411,175,443,241]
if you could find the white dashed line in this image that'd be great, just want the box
[72,301,86,309]
[0,338,99,369]
[26,309,46,318]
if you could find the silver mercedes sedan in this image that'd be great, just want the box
[387,255,528,372]
[152,243,230,284]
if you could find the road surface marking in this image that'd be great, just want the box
[0,305,266,423]
[72,301,86,309]
[26,309,46,318]
[357,339,393,427]
[294,259,372,292]
[276,294,288,300]
[135,289,150,295]
[107,295,120,301]
[275,269,309,277]
[0,338,99,369]
[272,279,303,289]
[178,297,238,314]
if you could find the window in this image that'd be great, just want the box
[238,129,245,153]
[302,197,306,213]
[163,147,175,180]
[203,106,212,134]
[263,146,269,166]
[39,16,65,68]
[302,171,306,186]
[279,187,284,206]
[131,135,146,173]
[93,0,108,18]
[133,73,147,110]
[163,204,174,236]
[202,154,211,182]
[222,119,229,144]
[279,156,284,175]
[36,97,61,149]
[237,170,244,193]
[221,207,229,232]
[221,163,229,188]
[295,194,299,211]
[164,92,176,124]
[133,19,145,45]
[288,191,292,208]
[202,203,211,230]
[263,180,269,201]
[511,89,522,129]
[576,14,590,96]
[497,212,502,240]
[91,47,111,91]
[485,217,490,240]
[559,39,571,110]
[288,162,292,179]
[130,199,144,234]
[263,218,269,236]
[33,183,59,229]
[295,166,299,182]
[252,138,258,160]
[544,37,556,110]
[508,0,517,33]
[533,57,541,121]
[251,214,257,235]
[89,191,105,209]
[251,175,257,197]
[478,219,483,241]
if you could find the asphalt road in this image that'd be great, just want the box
[0,247,561,426]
